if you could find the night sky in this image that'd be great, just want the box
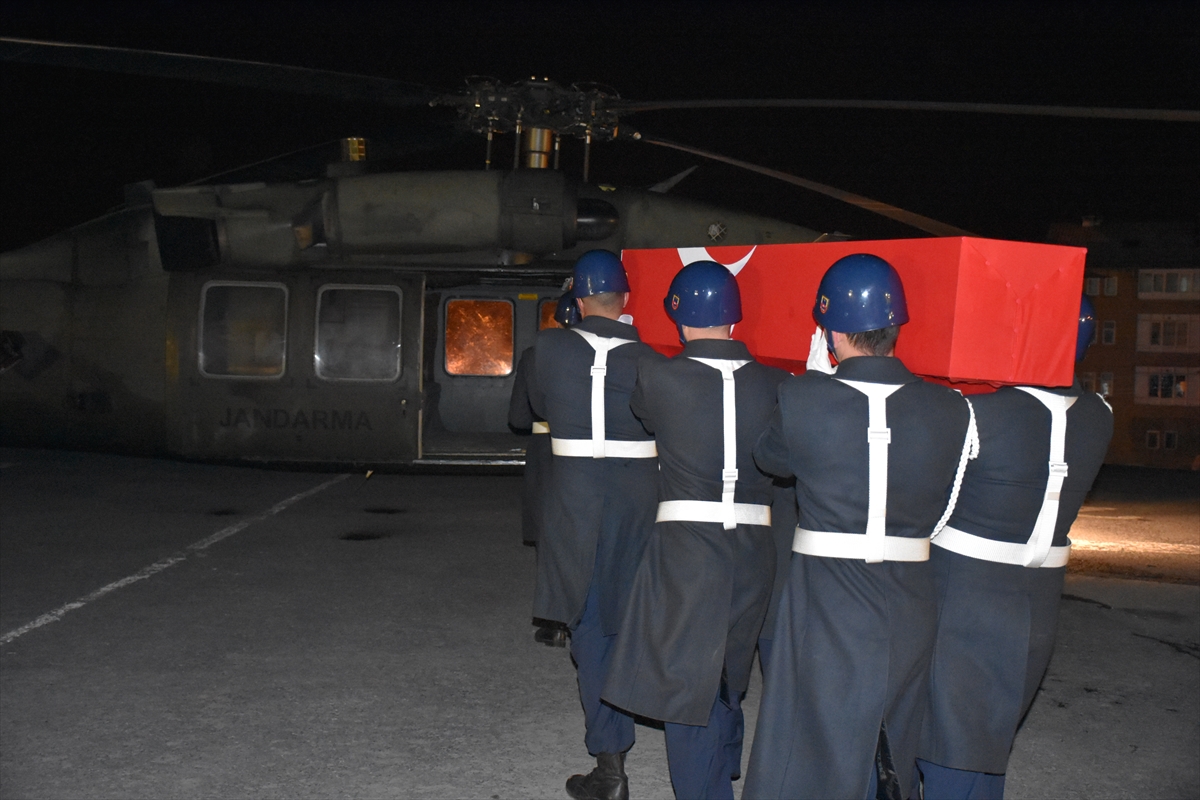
[1,0,1197,251]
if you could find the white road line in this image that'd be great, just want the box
[1077,514,1149,521]
[0,473,350,647]
[1071,538,1200,555]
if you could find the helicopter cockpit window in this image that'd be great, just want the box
[315,286,402,381]
[445,299,514,376]
[200,282,288,378]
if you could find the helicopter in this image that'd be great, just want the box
[1,37,1195,466]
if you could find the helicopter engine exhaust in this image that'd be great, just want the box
[151,170,619,269]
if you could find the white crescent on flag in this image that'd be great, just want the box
[676,246,757,276]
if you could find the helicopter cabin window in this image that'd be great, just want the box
[200,282,287,378]
[540,298,562,330]
[445,299,514,376]
[315,286,402,381]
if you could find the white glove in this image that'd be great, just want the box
[806,327,836,374]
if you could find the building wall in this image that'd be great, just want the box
[1048,221,1199,470]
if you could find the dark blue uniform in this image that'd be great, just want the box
[744,356,972,800]
[602,338,788,799]
[508,347,551,546]
[756,480,798,676]
[527,315,660,756]
[918,381,1113,799]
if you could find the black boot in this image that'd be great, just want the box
[534,623,568,647]
[565,752,628,800]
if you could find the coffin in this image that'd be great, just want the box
[622,237,1087,388]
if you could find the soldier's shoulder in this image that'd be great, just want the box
[779,369,834,398]
[635,347,671,376]
[742,360,792,390]
[535,327,570,344]
[911,378,970,401]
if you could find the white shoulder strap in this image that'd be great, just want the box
[573,329,635,458]
[836,379,904,562]
[1013,386,1078,567]
[690,357,751,529]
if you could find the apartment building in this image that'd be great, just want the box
[1046,220,1199,469]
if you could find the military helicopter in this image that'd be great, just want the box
[1,37,1195,466]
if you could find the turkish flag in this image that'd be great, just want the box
[622,237,1086,388]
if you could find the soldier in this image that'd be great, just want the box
[602,261,789,800]
[525,250,661,800]
[509,291,579,647]
[744,254,976,800]
[917,296,1114,799]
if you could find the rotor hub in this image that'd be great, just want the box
[433,77,627,141]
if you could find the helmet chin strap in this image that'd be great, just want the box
[676,322,686,346]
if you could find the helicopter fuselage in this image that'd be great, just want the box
[0,169,819,465]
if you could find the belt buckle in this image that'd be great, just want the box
[867,427,891,444]
[591,365,607,377]
[1048,461,1069,478]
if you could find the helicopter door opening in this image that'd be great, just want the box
[420,287,562,464]
[166,271,424,465]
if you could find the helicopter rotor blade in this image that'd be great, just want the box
[636,134,975,238]
[0,37,437,107]
[616,98,1200,123]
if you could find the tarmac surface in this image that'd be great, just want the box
[1,447,1197,799]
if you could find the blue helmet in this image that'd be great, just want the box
[1076,294,1097,362]
[664,260,742,328]
[572,250,629,297]
[554,291,580,327]
[814,253,909,333]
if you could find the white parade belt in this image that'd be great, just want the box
[656,500,771,527]
[551,437,657,458]
[933,525,1070,568]
[532,421,550,434]
[793,528,930,562]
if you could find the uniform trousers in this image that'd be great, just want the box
[572,578,636,756]
[917,758,1006,800]
[664,683,743,800]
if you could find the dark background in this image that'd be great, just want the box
[1,0,1197,250]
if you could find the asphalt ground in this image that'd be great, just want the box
[1,448,1197,799]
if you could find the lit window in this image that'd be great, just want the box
[1085,277,1101,296]
[1135,366,1197,405]
[1080,373,1097,393]
[445,299,514,376]
[1137,314,1197,353]
[315,286,402,381]
[1099,372,1113,398]
[540,299,559,330]
[1138,269,1200,299]
[200,282,287,378]
[1164,431,1178,450]
[1103,276,1118,296]
[1102,321,1116,345]
[1147,372,1186,399]
[1146,430,1160,449]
